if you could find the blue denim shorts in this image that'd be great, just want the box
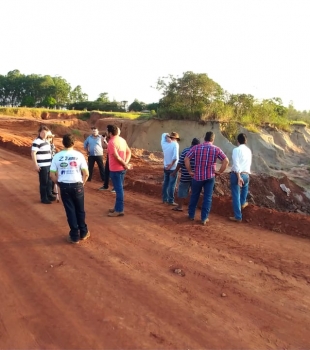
[178,181,191,198]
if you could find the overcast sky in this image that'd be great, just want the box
[1,0,309,110]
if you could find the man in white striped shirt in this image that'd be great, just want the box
[229,133,252,222]
[31,125,55,204]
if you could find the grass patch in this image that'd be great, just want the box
[244,124,260,133]
[290,120,308,126]
[72,129,81,136]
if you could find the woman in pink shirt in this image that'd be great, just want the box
[107,125,131,216]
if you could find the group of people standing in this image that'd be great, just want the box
[161,131,252,225]
[31,124,252,243]
[31,124,131,244]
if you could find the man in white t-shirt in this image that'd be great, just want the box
[50,134,90,244]
[229,133,252,222]
[161,131,180,205]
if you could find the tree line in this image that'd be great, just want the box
[155,71,310,130]
[0,70,309,129]
[0,70,157,112]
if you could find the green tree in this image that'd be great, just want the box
[128,99,145,111]
[227,94,255,120]
[70,85,88,103]
[156,71,223,119]
[52,76,71,108]
[96,92,109,103]
[4,70,24,106]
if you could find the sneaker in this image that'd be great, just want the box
[188,216,194,221]
[98,186,109,191]
[168,202,178,206]
[108,211,124,217]
[229,217,242,222]
[108,208,115,213]
[202,218,210,225]
[241,202,248,209]
[110,188,116,193]
[67,236,79,244]
[80,231,90,241]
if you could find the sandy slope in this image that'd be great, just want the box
[1,148,310,349]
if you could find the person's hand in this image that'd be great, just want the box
[35,164,41,172]
[189,170,194,178]
[215,171,222,177]
[238,177,244,187]
[165,164,172,171]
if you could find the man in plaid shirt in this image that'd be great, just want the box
[185,131,229,225]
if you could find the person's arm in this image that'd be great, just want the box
[216,157,229,175]
[101,135,108,149]
[50,171,58,184]
[31,150,40,172]
[184,157,194,177]
[83,138,90,155]
[231,148,243,186]
[125,144,131,165]
[165,143,178,170]
[81,168,89,185]
[161,133,171,148]
[171,163,181,176]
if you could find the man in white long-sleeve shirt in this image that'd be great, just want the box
[161,132,180,205]
[229,133,252,222]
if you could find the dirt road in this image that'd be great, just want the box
[1,148,310,349]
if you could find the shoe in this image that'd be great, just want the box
[110,188,116,193]
[67,236,79,244]
[108,208,115,213]
[202,218,209,225]
[241,202,248,209]
[98,186,109,190]
[188,216,194,221]
[41,200,52,204]
[168,202,178,206]
[80,231,90,241]
[48,196,56,201]
[108,211,124,217]
[229,217,242,222]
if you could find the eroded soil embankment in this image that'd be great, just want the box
[1,114,310,238]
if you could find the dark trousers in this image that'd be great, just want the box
[38,166,53,202]
[103,155,110,189]
[58,182,88,242]
[88,155,105,182]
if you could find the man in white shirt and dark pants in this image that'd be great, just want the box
[50,134,90,244]
[229,133,252,222]
[161,132,180,205]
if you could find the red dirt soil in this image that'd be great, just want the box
[1,116,310,349]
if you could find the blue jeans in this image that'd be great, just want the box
[188,177,215,221]
[230,172,249,220]
[58,182,88,242]
[110,170,126,212]
[162,169,178,203]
